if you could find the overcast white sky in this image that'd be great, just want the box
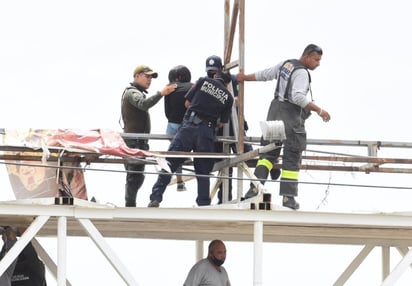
[2,0,412,285]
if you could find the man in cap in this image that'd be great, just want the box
[121,65,176,207]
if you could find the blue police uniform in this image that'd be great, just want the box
[204,55,253,204]
[149,75,233,207]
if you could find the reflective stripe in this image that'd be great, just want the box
[256,158,273,170]
[281,169,299,180]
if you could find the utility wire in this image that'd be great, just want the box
[1,160,412,190]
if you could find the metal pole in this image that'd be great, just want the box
[381,248,412,286]
[196,240,204,261]
[57,216,67,286]
[238,0,245,154]
[253,221,263,286]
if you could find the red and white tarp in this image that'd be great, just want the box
[1,128,162,200]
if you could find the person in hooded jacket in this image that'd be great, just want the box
[164,65,193,192]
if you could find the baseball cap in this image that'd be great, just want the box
[205,55,223,72]
[133,65,158,78]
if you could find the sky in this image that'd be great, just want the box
[2,0,412,285]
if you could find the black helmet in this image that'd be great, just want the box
[205,55,223,72]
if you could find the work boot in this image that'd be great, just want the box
[148,200,160,208]
[244,186,258,199]
[176,182,187,192]
[282,196,300,210]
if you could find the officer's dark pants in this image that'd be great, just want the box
[150,120,215,206]
[124,138,149,207]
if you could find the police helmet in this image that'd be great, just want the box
[205,55,223,72]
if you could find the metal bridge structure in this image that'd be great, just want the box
[1,130,412,285]
[1,1,412,285]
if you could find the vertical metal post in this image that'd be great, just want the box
[220,0,231,204]
[381,246,390,281]
[253,221,263,286]
[237,0,246,201]
[57,216,67,286]
[196,240,204,261]
[238,0,245,154]
[224,0,230,49]
[381,248,412,285]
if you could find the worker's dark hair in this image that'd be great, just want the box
[302,44,323,56]
[168,67,177,84]
[169,65,191,83]
[175,65,191,82]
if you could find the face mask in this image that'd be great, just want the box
[212,255,225,266]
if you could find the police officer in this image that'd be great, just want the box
[205,55,253,204]
[121,65,176,207]
[148,71,234,207]
[237,44,331,210]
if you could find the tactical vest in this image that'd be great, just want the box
[274,59,311,101]
[121,86,150,134]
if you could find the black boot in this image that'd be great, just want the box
[244,186,258,199]
[244,165,270,199]
[282,196,300,210]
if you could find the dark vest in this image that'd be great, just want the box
[121,86,150,134]
[275,59,311,101]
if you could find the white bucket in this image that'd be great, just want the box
[259,120,286,141]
